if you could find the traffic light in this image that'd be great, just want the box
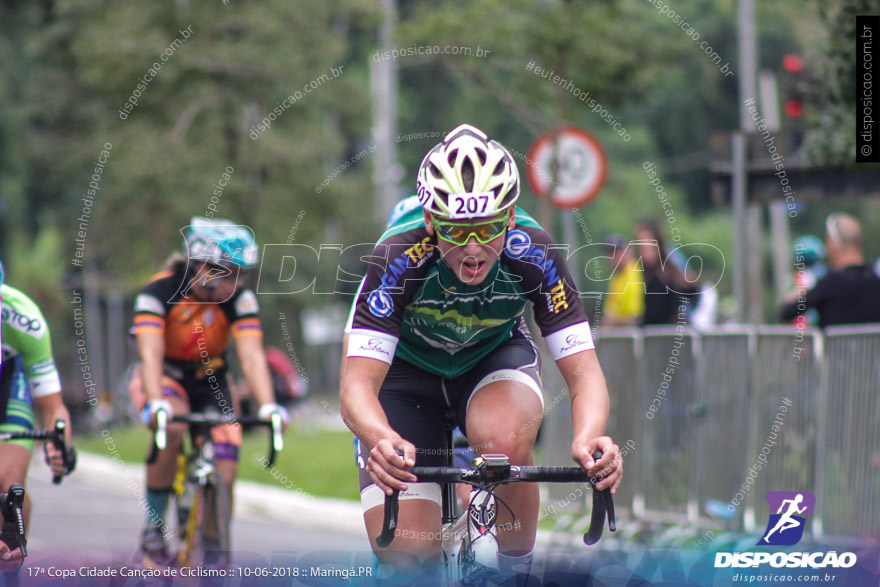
[780,53,805,119]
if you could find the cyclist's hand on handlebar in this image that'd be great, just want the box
[43,442,77,478]
[0,541,23,572]
[572,435,622,494]
[142,399,173,427]
[366,437,416,495]
[258,402,290,433]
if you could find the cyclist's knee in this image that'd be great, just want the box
[466,382,543,446]
[163,421,188,443]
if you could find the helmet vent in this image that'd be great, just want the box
[476,148,487,165]
[429,162,442,178]
[492,160,505,176]
[461,158,475,192]
[447,149,459,168]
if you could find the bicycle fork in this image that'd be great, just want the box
[467,490,499,568]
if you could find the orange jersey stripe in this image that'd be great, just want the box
[232,318,262,338]
[134,313,165,332]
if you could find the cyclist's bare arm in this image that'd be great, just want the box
[33,394,71,443]
[340,356,416,494]
[340,334,350,381]
[33,394,72,478]
[235,334,276,409]
[557,350,622,493]
[136,328,166,412]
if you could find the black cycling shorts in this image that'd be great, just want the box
[356,330,542,508]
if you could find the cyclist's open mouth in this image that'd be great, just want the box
[461,257,485,280]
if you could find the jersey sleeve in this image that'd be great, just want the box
[132,277,170,335]
[1,288,62,397]
[503,225,595,360]
[347,230,436,364]
[228,289,263,339]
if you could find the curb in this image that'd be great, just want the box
[73,452,365,536]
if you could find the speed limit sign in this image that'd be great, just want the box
[526,128,607,209]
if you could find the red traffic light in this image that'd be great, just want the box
[784,99,803,118]
[782,54,803,73]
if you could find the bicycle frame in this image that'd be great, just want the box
[152,410,282,568]
[173,431,223,568]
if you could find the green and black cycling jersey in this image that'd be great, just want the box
[1,284,63,439]
[347,204,595,378]
[1,284,62,399]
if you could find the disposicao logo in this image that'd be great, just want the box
[714,490,858,570]
[758,491,814,546]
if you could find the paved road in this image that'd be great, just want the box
[8,456,632,586]
[11,458,376,586]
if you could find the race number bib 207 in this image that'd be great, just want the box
[448,192,495,219]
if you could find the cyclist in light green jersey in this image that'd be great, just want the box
[0,282,75,570]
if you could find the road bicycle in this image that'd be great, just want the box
[0,420,75,566]
[376,449,616,584]
[152,410,283,569]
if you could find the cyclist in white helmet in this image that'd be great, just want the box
[341,124,622,579]
[129,218,289,567]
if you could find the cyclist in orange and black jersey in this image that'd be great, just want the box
[129,218,289,566]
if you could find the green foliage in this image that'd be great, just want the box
[804,0,876,165]
[2,0,380,290]
[5,225,67,315]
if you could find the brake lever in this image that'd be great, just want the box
[271,412,284,452]
[2,484,27,558]
[375,490,400,548]
[51,419,67,485]
[583,449,616,545]
[156,408,168,450]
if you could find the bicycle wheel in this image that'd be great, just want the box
[198,474,232,568]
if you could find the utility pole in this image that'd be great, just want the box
[760,72,793,304]
[736,0,763,323]
[371,0,402,224]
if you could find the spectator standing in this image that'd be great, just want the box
[780,213,880,327]
[600,234,644,327]
[635,220,699,325]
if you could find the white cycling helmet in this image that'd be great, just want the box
[184,217,259,270]
[416,124,519,220]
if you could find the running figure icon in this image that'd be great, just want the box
[761,493,807,544]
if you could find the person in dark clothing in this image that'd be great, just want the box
[780,213,880,327]
[635,220,700,325]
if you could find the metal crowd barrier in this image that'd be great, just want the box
[538,324,880,544]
